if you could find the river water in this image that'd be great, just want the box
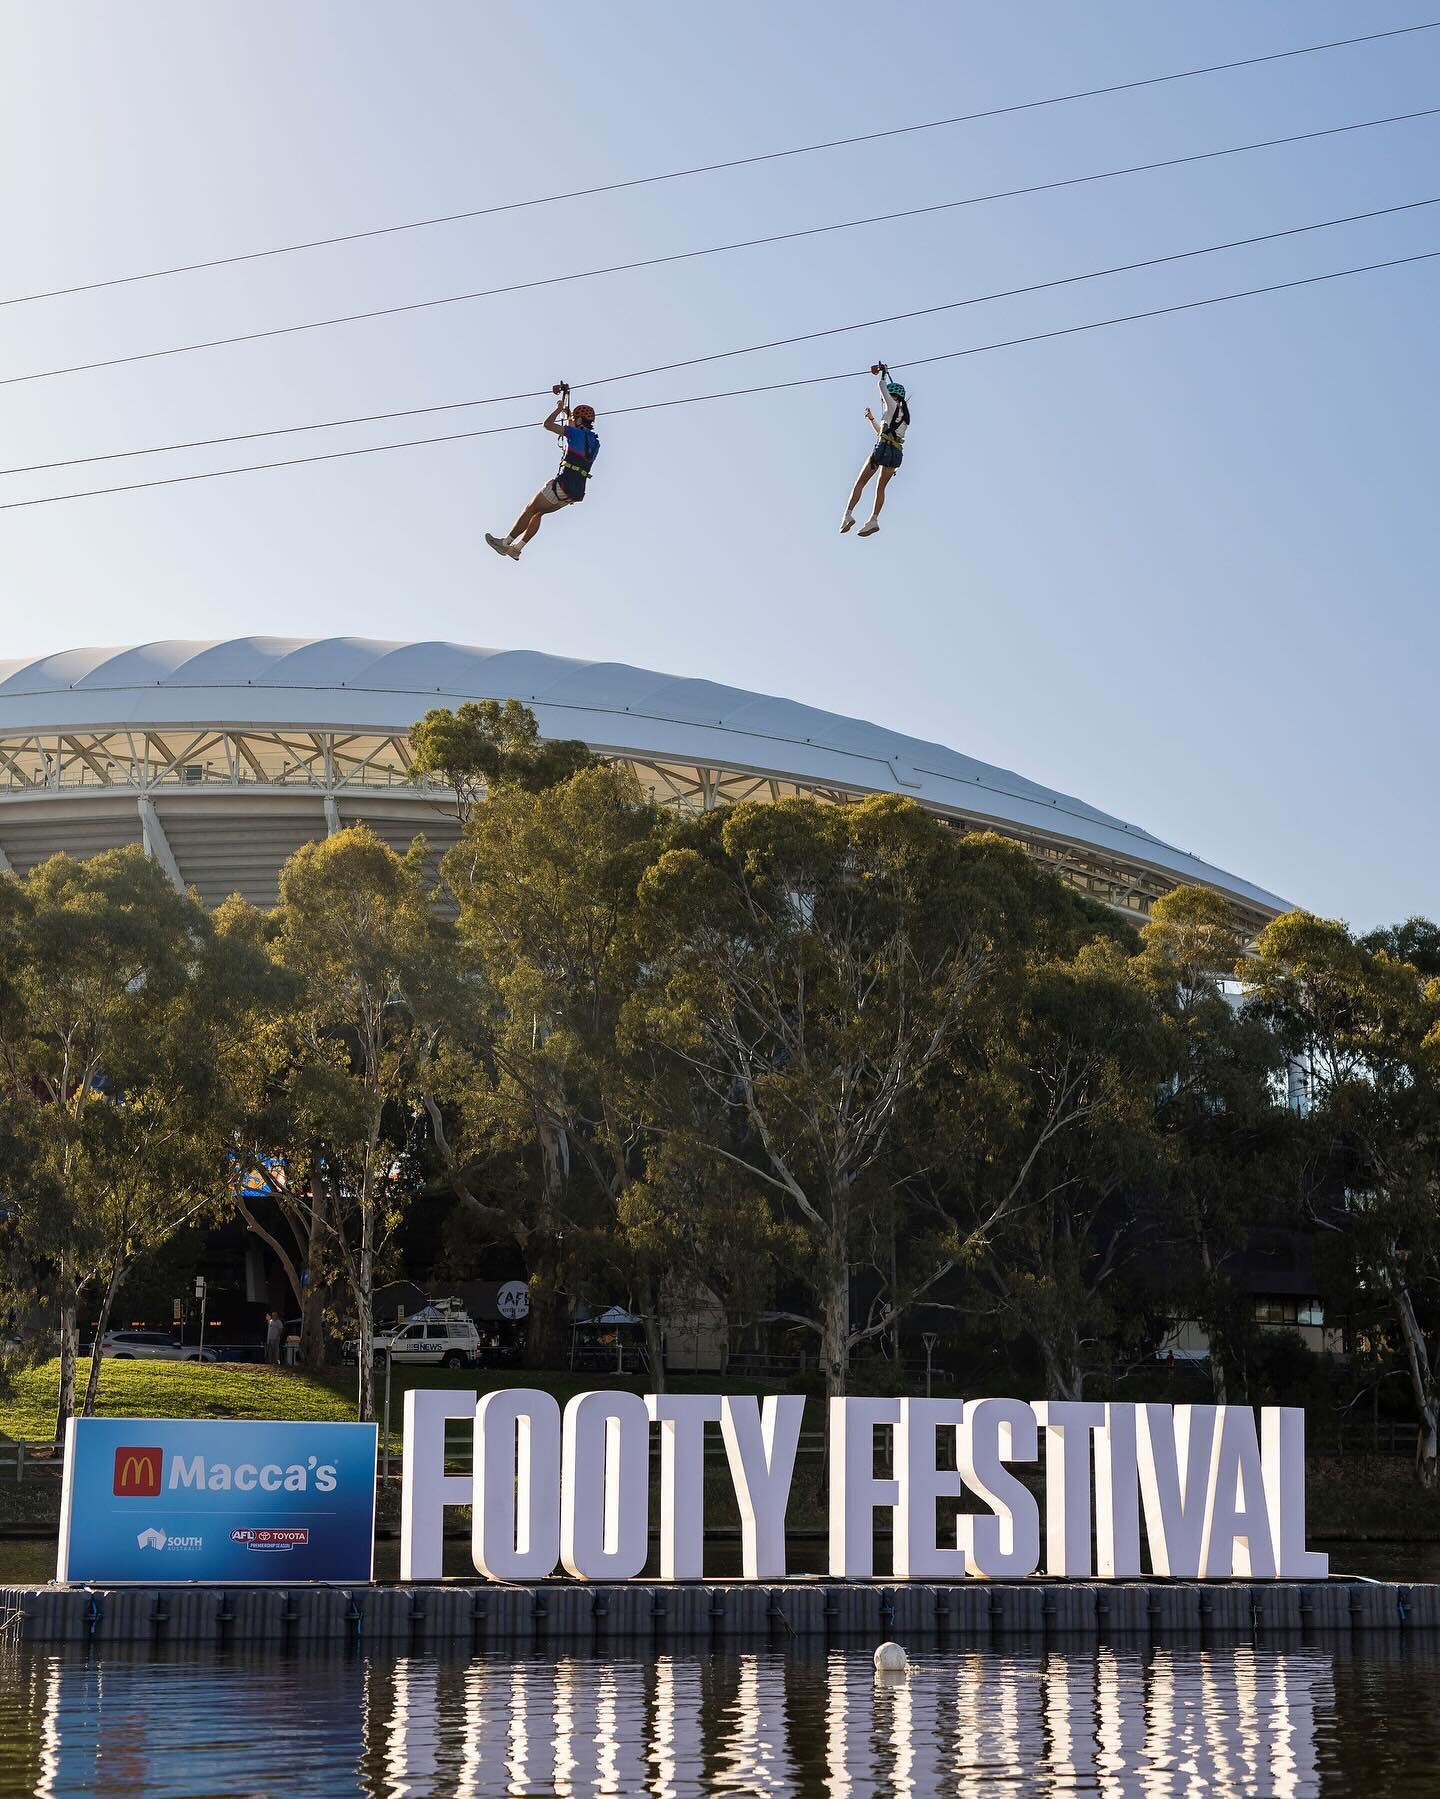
[1,1638,1437,1795]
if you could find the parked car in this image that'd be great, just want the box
[99,1329,218,1364]
[345,1310,481,1370]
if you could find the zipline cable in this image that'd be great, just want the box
[6,194,1435,477]
[4,18,1436,308]
[3,247,1433,513]
[5,105,1434,390]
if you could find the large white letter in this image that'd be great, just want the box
[1262,1406,1328,1578]
[401,1387,475,1580]
[958,1398,1040,1579]
[1094,1404,1143,1578]
[561,1391,651,1580]
[1137,1403,1217,1578]
[1032,1401,1105,1577]
[829,1397,900,1578]
[721,1395,804,1579]
[894,1399,967,1580]
[472,1388,561,1582]
[1201,1406,1277,1579]
[649,1394,721,1581]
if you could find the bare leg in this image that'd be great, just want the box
[507,500,541,540]
[870,465,895,518]
[845,459,877,516]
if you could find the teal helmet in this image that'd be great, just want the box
[886,380,907,400]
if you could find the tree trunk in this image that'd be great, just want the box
[1039,1338,1086,1402]
[1199,1241,1230,1403]
[1392,1273,1439,1489]
[524,1238,567,1370]
[821,1230,850,1399]
[81,1260,125,1418]
[355,1194,375,1422]
[1207,1339,1230,1405]
[300,1196,330,1367]
[52,1285,78,1449]
[640,1272,666,1394]
[299,1279,327,1368]
[524,1112,570,1370]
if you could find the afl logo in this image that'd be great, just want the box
[113,1446,163,1496]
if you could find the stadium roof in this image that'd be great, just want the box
[0,637,1287,918]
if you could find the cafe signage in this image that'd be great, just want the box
[400,1392,1325,1584]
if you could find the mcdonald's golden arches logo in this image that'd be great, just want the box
[112,1446,163,1496]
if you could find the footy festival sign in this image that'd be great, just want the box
[401,1391,1327,1584]
[58,1417,377,1583]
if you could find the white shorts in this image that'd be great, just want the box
[531,480,575,515]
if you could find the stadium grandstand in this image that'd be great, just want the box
[0,637,1285,928]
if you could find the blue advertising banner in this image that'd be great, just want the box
[58,1417,377,1584]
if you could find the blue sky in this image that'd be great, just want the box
[2,2,1435,929]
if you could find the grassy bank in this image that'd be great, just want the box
[0,1359,357,1443]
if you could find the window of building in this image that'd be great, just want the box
[1254,1297,1325,1327]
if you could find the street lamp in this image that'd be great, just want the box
[195,1276,208,1362]
[922,1332,938,1398]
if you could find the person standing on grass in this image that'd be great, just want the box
[264,1310,283,1367]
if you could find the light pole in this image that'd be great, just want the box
[922,1332,938,1398]
[195,1276,208,1362]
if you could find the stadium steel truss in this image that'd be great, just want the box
[0,639,1286,929]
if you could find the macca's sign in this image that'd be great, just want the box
[401,1392,1326,1584]
[110,1447,340,1495]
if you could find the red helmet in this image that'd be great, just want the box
[570,402,596,426]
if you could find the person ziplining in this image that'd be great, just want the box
[840,362,910,537]
[485,383,599,561]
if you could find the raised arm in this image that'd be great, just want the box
[542,402,568,436]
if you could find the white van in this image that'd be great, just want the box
[352,1305,481,1369]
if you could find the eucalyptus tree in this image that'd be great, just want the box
[937,936,1170,1400]
[630,794,1062,1396]
[1137,885,1299,1402]
[409,699,595,824]
[0,848,236,1439]
[1246,912,1440,1484]
[250,825,456,1420]
[435,761,676,1375]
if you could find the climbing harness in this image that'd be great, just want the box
[551,379,599,501]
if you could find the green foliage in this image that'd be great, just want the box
[0,847,254,1435]
[10,700,1436,1447]
[409,699,596,822]
[628,795,1102,1393]
[226,824,459,1419]
[1248,910,1440,1480]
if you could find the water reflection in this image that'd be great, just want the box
[3,1635,1437,1796]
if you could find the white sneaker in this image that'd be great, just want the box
[840,514,855,534]
[506,542,522,560]
[857,518,880,537]
[484,533,512,558]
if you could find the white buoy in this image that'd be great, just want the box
[873,1641,908,1673]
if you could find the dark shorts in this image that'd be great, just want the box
[870,441,903,471]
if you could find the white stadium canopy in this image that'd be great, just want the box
[0,638,1286,925]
